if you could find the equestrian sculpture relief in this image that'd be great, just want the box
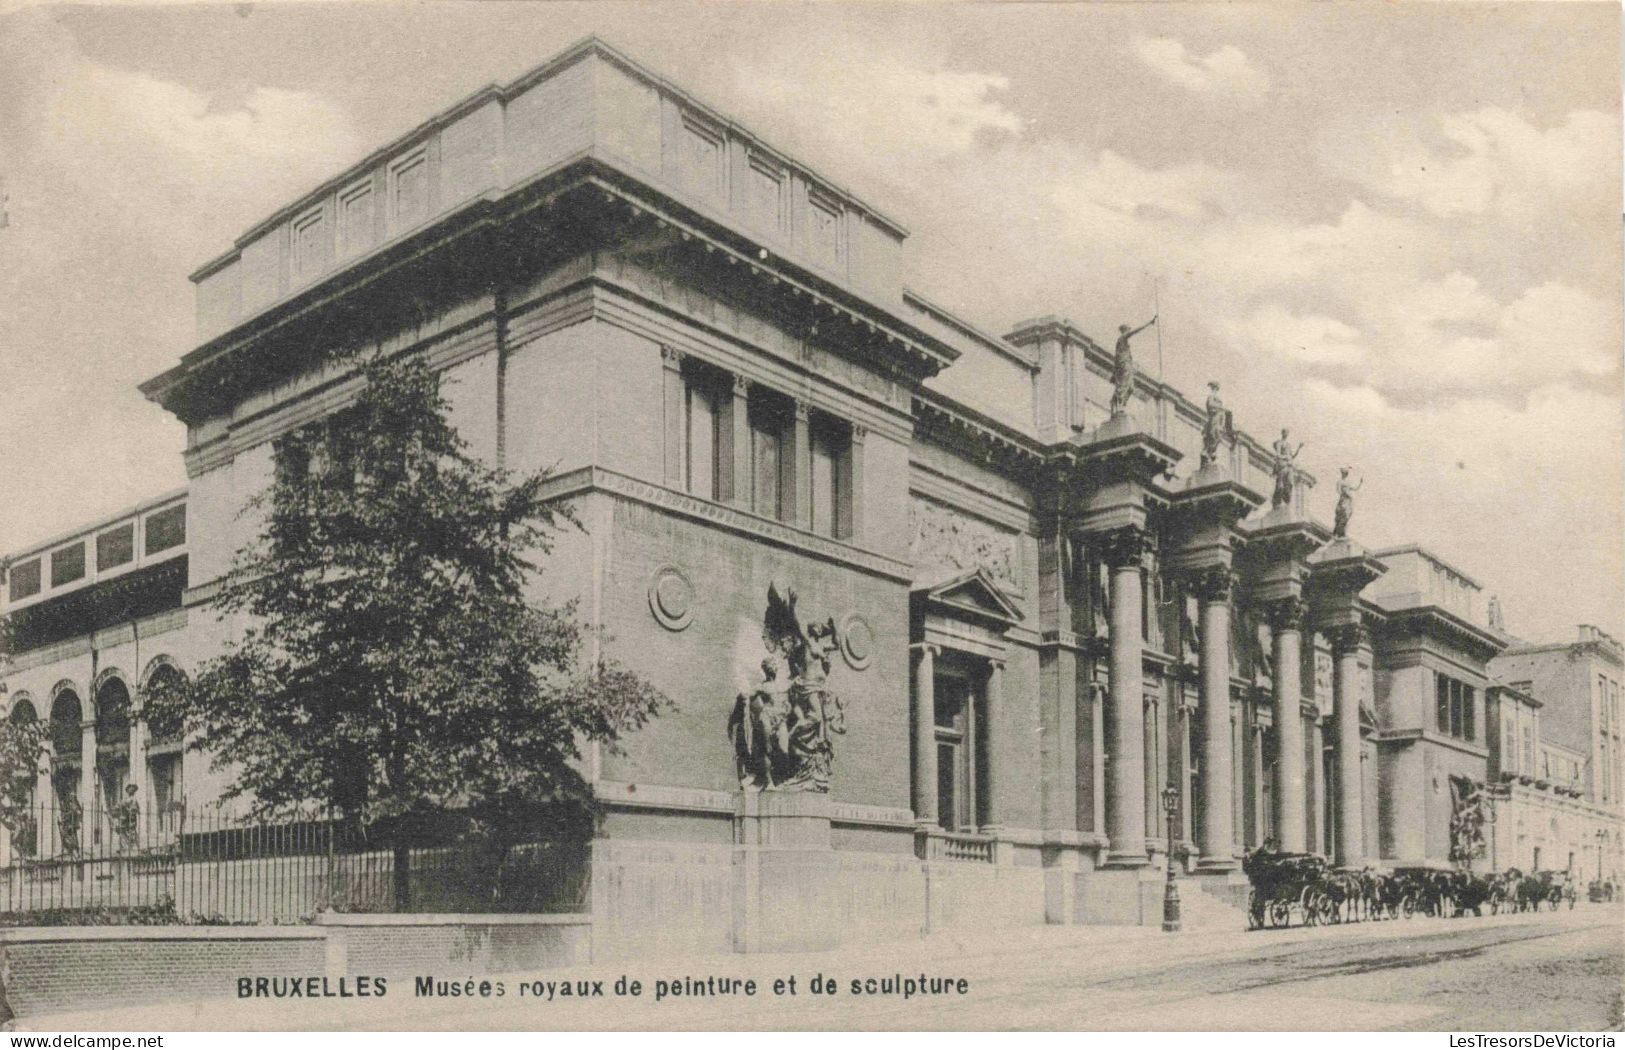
[727,584,847,792]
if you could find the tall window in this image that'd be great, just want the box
[807,412,852,539]
[684,374,724,501]
[1436,673,1476,742]
[933,662,983,832]
[749,392,792,522]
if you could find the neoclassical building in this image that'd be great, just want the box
[2,38,1618,949]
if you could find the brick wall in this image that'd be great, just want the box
[321,916,590,979]
[0,928,326,1018]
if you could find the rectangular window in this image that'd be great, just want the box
[684,375,723,501]
[144,505,186,555]
[748,394,791,522]
[389,151,429,231]
[8,557,40,600]
[1437,675,1451,735]
[1463,684,1476,742]
[336,181,375,258]
[1522,727,1534,772]
[807,413,851,539]
[50,543,85,587]
[932,665,980,833]
[96,524,135,572]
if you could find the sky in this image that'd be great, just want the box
[0,1,1620,644]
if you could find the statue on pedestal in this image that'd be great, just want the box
[728,584,846,792]
[1332,466,1363,539]
[1199,381,1232,471]
[1109,315,1157,416]
[1270,428,1303,510]
[1488,595,1505,632]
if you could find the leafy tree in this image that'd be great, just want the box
[146,352,668,909]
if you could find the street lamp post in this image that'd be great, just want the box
[1483,797,1497,872]
[1162,783,1181,933]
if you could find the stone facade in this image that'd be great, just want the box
[2,37,1620,948]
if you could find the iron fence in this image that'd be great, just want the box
[0,802,590,925]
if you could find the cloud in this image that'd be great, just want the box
[1133,37,1269,101]
[731,41,1021,173]
[1351,107,1618,221]
[1224,305,1368,367]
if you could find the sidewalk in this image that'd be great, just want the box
[15,905,1609,1031]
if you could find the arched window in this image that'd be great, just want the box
[143,664,185,747]
[96,678,131,753]
[49,690,81,762]
[9,698,37,725]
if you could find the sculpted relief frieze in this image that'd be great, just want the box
[909,499,1020,592]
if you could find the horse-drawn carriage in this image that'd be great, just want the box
[1242,849,1581,930]
[1243,849,1364,929]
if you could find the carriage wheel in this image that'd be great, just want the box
[1248,892,1265,930]
[1269,899,1291,928]
[1401,895,1415,919]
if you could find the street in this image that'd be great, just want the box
[37,904,1622,1032]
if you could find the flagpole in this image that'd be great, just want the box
[1153,277,1165,436]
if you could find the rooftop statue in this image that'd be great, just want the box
[1270,428,1303,510]
[727,584,846,792]
[1200,381,1232,471]
[1333,466,1363,539]
[1109,315,1157,417]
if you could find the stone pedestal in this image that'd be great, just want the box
[732,791,838,953]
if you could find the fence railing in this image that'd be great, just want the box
[0,802,590,925]
[916,829,996,864]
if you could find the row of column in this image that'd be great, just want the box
[1094,526,1371,870]
[660,347,864,537]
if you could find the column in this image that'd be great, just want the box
[130,709,148,849]
[1143,695,1160,847]
[79,718,97,847]
[1269,598,1307,853]
[1231,701,1245,857]
[844,425,865,542]
[1332,623,1367,868]
[660,347,685,487]
[912,644,939,827]
[1249,723,1266,848]
[1090,678,1107,836]
[1307,716,1324,855]
[35,748,55,856]
[1196,567,1235,868]
[1104,527,1147,862]
[982,660,1004,830]
[722,374,751,506]
[1178,700,1194,848]
[789,400,811,530]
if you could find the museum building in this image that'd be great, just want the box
[2,38,1620,952]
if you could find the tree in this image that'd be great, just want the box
[146,352,669,909]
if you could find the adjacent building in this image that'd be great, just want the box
[1,38,1619,949]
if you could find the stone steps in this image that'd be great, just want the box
[1173,877,1249,931]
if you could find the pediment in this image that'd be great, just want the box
[912,567,1023,628]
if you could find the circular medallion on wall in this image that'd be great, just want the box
[838,613,874,671]
[648,565,695,631]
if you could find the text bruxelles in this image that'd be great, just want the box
[238,972,972,1003]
